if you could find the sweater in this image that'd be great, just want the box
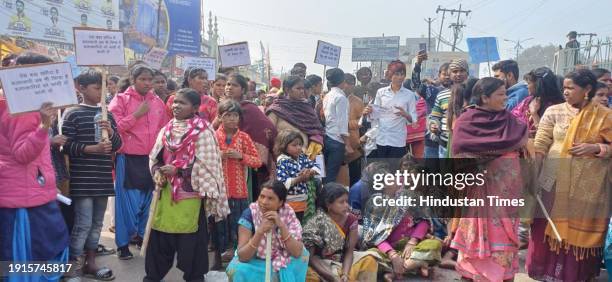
[62,105,122,197]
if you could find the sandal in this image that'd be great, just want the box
[221,250,234,263]
[96,245,116,256]
[83,267,115,281]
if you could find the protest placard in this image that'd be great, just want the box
[314,40,341,67]
[73,27,125,66]
[0,62,77,114]
[219,42,251,67]
[182,56,217,79]
[466,37,500,64]
[143,47,169,70]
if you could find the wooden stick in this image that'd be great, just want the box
[536,194,562,242]
[57,109,63,135]
[265,231,272,282]
[140,188,160,257]
[99,68,109,141]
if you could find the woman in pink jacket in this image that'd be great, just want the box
[0,52,70,281]
[108,65,171,260]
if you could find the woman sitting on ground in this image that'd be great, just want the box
[226,180,309,281]
[304,183,378,281]
[362,161,441,281]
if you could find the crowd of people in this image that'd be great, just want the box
[0,50,610,282]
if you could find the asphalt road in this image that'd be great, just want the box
[84,199,608,282]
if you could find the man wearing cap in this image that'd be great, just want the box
[428,59,468,158]
[565,31,580,65]
[270,77,282,89]
[322,68,353,183]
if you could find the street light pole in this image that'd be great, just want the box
[504,38,534,62]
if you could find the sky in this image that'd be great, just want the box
[204,0,612,76]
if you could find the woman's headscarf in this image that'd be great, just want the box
[265,96,324,144]
[452,107,527,158]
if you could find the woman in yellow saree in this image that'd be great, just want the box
[528,69,611,281]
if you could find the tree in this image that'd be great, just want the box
[516,44,558,75]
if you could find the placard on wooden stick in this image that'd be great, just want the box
[314,40,341,68]
[73,27,126,66]
[182,56,217,79]
[219,42,251,67]
[143,47,169,70]
[0,62,77,114]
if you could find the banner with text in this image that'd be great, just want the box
[143,47,168,70]
[352,36,400,62]
[74,28,125,66]
[219,42,251,67]
[314,40,341,67]
[181,56,217,79]
[0,0,119,44]
[0,62,77,114]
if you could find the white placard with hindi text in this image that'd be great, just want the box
[143,47,169,70]
[219,42,251,67]
[74,28,125,66]
[315,154,326,178]
[314,40,341,67]
[182,56,217,79]
[0,62,77,114]
[369,104,395,120]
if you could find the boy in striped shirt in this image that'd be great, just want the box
[62,69,121,280]
[428,59,468,158]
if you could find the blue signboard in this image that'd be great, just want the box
[119,0,200,56]
[466,37,500,64]
[165,0,201,55]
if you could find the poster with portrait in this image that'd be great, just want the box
[0,0,119,44]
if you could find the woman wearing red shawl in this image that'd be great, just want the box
[146,89,229,281]
[166,67,218,123]
[450,78,528,282]
[266,75,325,160]
[225,74,278,199]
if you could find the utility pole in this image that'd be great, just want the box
[577,33,597,47]
[577,33,597,61]
[450,23,466,52]
[425,17,435,52]
[504,38,533,62]
[436,4,471,52]
[435,5,446,52]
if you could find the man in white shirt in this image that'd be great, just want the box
[363,60,417,159]
[322,68,353,183]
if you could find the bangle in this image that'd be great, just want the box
[388,251,399,259]
[281,233,292,242]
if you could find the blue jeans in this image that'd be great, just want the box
[70,197,108,258]
[439,145,448,158]
[215,198,249,253]
[323,135,345,184]
[424,144,439,159]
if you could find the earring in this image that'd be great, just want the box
[584,95,589,100]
